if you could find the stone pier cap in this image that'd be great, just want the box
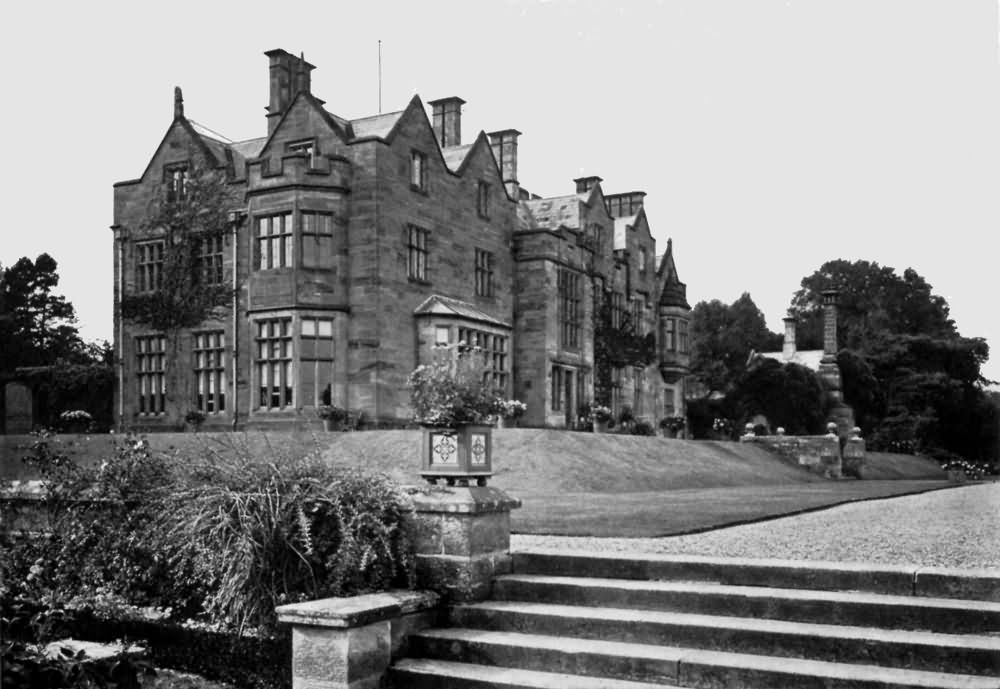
[406,485,522,514]
[276,589,439,629]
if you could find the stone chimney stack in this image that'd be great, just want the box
[574,176,603,194]
[265,49,315,135]
[488,129,521,199]
[821,289,839,361]
[173,86,184,119]
[428,97,465,148]
[783,315,797,359]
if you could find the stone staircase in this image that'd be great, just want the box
[389,550,1000,688]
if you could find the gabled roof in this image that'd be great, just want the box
[413,295,511,329]
[350,110,405,141]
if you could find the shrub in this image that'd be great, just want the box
[2,432,415,638]
[407,345,503,426]
[631,420,655,436]
[155,435,414,633]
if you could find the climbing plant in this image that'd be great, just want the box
[592,290,655,407]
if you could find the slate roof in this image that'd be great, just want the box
[753,349,825,372]
[229,137,267,160]
[442,144,474,173]
[413,295,511,328]
[350,110,404,140]
[521,194,582,231]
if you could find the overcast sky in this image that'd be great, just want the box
[4,0,998,382]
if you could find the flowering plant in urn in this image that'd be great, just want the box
[407,344,503,427]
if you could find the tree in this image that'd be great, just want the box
[0,253,85,373]
[789,260,955,351]
[729,359,830,435]
[688,293,782,396]
[791,259,994,464]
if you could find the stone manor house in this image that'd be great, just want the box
[112,49,691,430]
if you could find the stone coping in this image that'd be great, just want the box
[404,485,522,514]
[275,589,440,629]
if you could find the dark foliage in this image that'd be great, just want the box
[593,291,655,407]
[729,359,830,435]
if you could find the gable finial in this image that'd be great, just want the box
[174,86,184,119]
[295,52,307,94]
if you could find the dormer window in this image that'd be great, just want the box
[411,150,427,192]
[165,165,188,202]
[288,139,317,167]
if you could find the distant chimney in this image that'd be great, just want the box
[265,49,315,135]
[821,289,839,359]
[488,129,521,199]
[783,315,797,359]
[574,176,603,194]
[428,97,465,148]
[173,86,184,119]
[604,191,646,218]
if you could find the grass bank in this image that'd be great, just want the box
[1,430,952,537]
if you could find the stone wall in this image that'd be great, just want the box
[742,434,843,478]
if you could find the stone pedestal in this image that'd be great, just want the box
[842,435,866,479]
[407,485,521,602]
[276,590,439,689]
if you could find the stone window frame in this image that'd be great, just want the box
[300,315,335,408]
[474,249,495,297]
[135,240,165,294]
[678,318,689,354]
[476,180,490,219]
[255,212,294,271]
[254,316,294,411]
[457,326,509,391]
[410,150,428,193]
[300,210,335,270]
[551,365,564,412]
[287,137,319,168]
[135,333,166,416]
[193,330,226,414]
[195,234,226,286]
[664,317,677,352]
[163,162,188,203]
[557,269,582,350]
[407,225,430,282]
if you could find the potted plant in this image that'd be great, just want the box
[659,415,686,438]
[495,399,527,429]
[407,344,504,485]
[59,409,94,434]
[588,403,613,433]
[317,404,350,431]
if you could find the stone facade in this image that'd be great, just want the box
[112,49,691,429]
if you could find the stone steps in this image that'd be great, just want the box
[446,601,1000,675]
[406,629,1000,689]
[387,551,1000,688]
[493,574,1000,633]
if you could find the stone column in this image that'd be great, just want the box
[407,485,521,602]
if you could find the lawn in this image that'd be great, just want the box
[2,429,952,538]
[510,480,955,537]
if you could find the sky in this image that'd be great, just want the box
[3,0,998,382]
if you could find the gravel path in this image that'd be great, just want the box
[512,483,1000,570]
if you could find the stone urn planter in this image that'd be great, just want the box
[593,420,609,434]
[420,424,493,486]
